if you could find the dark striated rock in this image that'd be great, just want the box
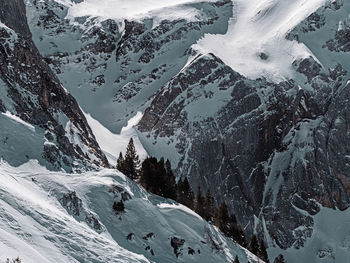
[326,27,350,52]
[0,0,31,38]
[294,57,322,83]
[138,51,350,249]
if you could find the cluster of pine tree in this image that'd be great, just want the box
[213,202,246,247]
[115,140,194,207]
[248,234,269,262]
[139,157,176,199]
[192,187,246,247]
[115,139,278,262]
[139,156,198,210]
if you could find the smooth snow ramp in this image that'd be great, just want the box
[194,0,327,81]
[84,111,148,166]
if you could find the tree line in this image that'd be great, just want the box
[116,138,285,263]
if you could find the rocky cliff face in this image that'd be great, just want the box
[19,0,350,258]
[0,0,108,171]
[139,0,350,252]
[25,0,233,132]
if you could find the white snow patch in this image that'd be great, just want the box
[193,0,327,82]
[66,0,216,24]
[0,22,12,32]
[85,111,148,166]
[157,203,203,220]
[2,111,35,131]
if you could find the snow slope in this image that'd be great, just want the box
[66,0,217,26]
[0,161,148,263]
[0,160,258,263]
[85,111,148,166]
[194,0,327,81]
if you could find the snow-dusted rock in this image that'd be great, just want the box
[0,0,108,171]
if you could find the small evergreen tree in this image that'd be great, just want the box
[227,214,246,246]
[123,138,140,180]
[116,152,125,172]
[214,202,230,234]
[113,200,125,213]
[233,255,240,263]
[176,177,194,209]
[258,240,269,263]
[273,254,286,263]
[163,159,177,199]
[194,186,205,218]
[204,189,216,222]
[248,235,259,255]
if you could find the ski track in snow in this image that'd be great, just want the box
[193,0,327,82]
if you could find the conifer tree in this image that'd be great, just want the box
[233,255,240,263]
[204,189,216,222]
[116,152,125,172]
[164,159,176,199]
[140,157,157,192]
[139,157,178,199]
[258,240,269,263]
[228,214,246,246]
[194,186,205,218]
[248,235,259,255]
[214,202,230,234]
[176,177,194,209]
[123,138,140,180]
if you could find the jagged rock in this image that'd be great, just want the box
[143,232,154,240]
[170,237,185,258]
[60,191,82,216]
[188,247,195,255]
[19,0,350,254]
[25,0,233,132]
[0,0,108,170]
[138,50,350,249]
[85,214,102,230]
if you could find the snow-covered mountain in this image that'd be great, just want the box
[0,0,108,171]
[2,0,350,261]
[0,160,258,263]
